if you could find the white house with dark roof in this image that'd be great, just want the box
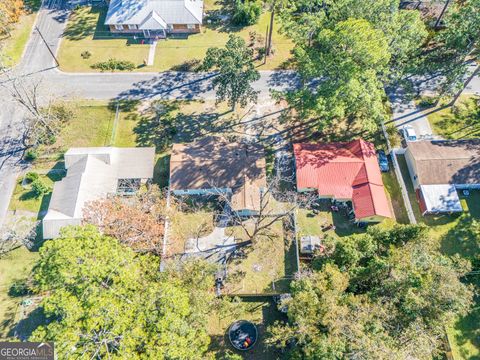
[42,147,155,239]
[105,0,204,38]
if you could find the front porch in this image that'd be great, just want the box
[141,29,166,39]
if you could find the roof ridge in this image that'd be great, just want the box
[183,0,203,23]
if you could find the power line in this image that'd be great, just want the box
[35,26,60,67]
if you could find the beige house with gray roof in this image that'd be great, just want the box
[404,139,480,215]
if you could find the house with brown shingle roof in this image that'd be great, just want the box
[293,139,392,223]
[169,137,267,215]
[404,139,480,215]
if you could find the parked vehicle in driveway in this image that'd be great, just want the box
[402,126,417,142]
[377,150,390,172]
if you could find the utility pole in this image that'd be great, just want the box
[450,64,480,106]
[435,0,452,29]
[266,1,276,56]
[264,25,269,65]
[35,26,60,67]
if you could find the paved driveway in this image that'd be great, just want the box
[388,87,433,138]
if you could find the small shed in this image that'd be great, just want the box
[300,236,322,254]
[418,184,463,215]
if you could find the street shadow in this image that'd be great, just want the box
[267,71,300,89]
[115,72,217,101]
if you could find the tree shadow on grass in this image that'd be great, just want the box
[132,101,237,152]
[8,307,46,341]
[451,300,480,360]
[441,215,479,259]
[62,6,102,41]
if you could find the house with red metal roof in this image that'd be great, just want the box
[293,139,392,223]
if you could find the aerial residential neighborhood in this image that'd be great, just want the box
[0,0,479,359]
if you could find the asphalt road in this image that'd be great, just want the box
[1,0,480,225]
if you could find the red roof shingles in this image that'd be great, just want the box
[293,139,392,220]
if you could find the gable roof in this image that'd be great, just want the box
[407,140,480,185]
[169,137,267,212]
[43,147,155,239]
[294,139,391,220]
[105,0,203,26]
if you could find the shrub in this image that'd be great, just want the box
[170,59,202,72]
[24,149,38,161]
[25,172,39,183]
[417,96,438,109]
[231,0,262,26]
[31,179,50,198]
[81,50,92,59]
[91,58,136,72]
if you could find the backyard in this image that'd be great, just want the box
[224,220,298,295]
[208,297,286,359]
[57,1,293,72]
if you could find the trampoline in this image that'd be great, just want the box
[228,320,258,351]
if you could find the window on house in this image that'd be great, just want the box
[187,24,195,29]
[167,24,174,30]
[114,24,123,30]
[127,24,138,30]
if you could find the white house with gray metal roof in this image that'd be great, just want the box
[105,0,204,38]
[42,147,155,239]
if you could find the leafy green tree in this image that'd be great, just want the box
[30,225,216,359]
[268,225,473,359]
[426,0,480,97]
[203,34,260,111]
[231,0,262,26]
[276,0,427,133]
[31,179,50,198]
[288,18,391,132]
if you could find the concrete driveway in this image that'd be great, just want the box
[388,87,434,139]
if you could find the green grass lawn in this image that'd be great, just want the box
[296,205,364,239]
[0,247,39,340]
[382,167,410,224]
[208,298,286,359]
[58,3,293,72]
[427,95,480,139]
[8,172,64,216]
[0,0,41,66]
[225,220,297,295]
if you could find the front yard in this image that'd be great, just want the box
[8,100,121,220]
[57,2,293,72]
[426,95,480,139]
